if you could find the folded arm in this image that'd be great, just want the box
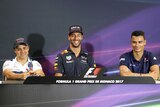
[119,65,159,80]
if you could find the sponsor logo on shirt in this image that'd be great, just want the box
[66,60,74,63]
[66,55,72,60]
[81,60,87,64]
[3,63,9,68]
[55,56,58,62]
[144,57,149,62]
[54,67,58,70]
[54,63,58,67]
[13,63,19,69]
[129,64,136,67]
[153,57,157,60]
[81,56,87,60]
[66,56,74,63]
[80,56,87,64]
[120,58,125,62]
[55,56,58,60]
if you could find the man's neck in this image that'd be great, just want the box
[70,45,81,57]
[133,51,144,61]
[16,57,28,65]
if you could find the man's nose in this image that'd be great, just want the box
[74,35,79,40]
[135,43,139,46]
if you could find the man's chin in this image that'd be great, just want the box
[71,43,81,48]
[20,56,28,59]
[72,45,80,48]
[134,50,142,53]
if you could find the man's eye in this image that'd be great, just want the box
[132,41,136,43]
[77,34,81,37]
[71,35,75,37]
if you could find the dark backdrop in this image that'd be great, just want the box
[0,1,160,106]
[1,0,160,77]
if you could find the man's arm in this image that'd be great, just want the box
[34,69,45,76]
[120,65,159,80]
[54,54,63,77]
[141,65,159,80]
[3,69,29,80]
[30,61,45,76]
[88,55,96,68]
[141,53,160,80]
[119,65,141,76]
[55,73,63,77]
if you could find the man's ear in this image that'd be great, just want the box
[144,40,147,46]
[68,35,70,40]
[82,35,84,40]
[14,49,16,54]
[28,45,30,51]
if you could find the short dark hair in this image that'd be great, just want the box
[131,30,145,39]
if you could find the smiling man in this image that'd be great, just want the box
[3,37,45,80]
[54,25,96,77]
[119,31,159,80]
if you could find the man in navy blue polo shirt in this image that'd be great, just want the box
[119,30,159,80]
[54,25,96,77]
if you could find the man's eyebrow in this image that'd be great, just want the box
[132,40,137,42]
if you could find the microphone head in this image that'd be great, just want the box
[28,62,33,70]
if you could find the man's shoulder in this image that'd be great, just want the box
[83,51,90,55]
[30,60,42,67]
[31,60,39,63]
[120,51,132,57]
[81,49,91,55]
[27,58,41,65]
[144,50,153,55]
[3,59,13,64]
[3,59,13,69]
[144,50,157,60]
[60,49,69,55]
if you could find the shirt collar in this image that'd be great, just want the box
[131,50,146,62]
[67,47,85,55]
[13,57,31,62]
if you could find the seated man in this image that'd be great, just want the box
[54,25,96,77]
[3,37,45,80]
[119,30,159,80]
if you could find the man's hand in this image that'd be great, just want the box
[22,72,30,80]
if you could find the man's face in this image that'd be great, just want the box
[68,32,83,48]
[14,45,29,59]
[131,35,146,53]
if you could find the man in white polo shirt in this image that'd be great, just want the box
[3,37,45,80]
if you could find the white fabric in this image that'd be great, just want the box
[3,57,42,73]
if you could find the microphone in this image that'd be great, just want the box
[28,62,33,71]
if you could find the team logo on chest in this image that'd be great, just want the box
[129,63,136,67]
[81,56,87,64]
[13,63,20,68]
[12,62,21,71]
[66,55,74,63]
[144,57,149,62]
[66,56,72,60]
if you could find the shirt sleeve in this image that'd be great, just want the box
[2,60,12,71]
[119,54,128,66]
[32,61,42,71]
[149,53,158,66]
[87,55,96,68]
[54,54,64,74]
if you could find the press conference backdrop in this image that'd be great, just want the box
[0,0,160,107]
